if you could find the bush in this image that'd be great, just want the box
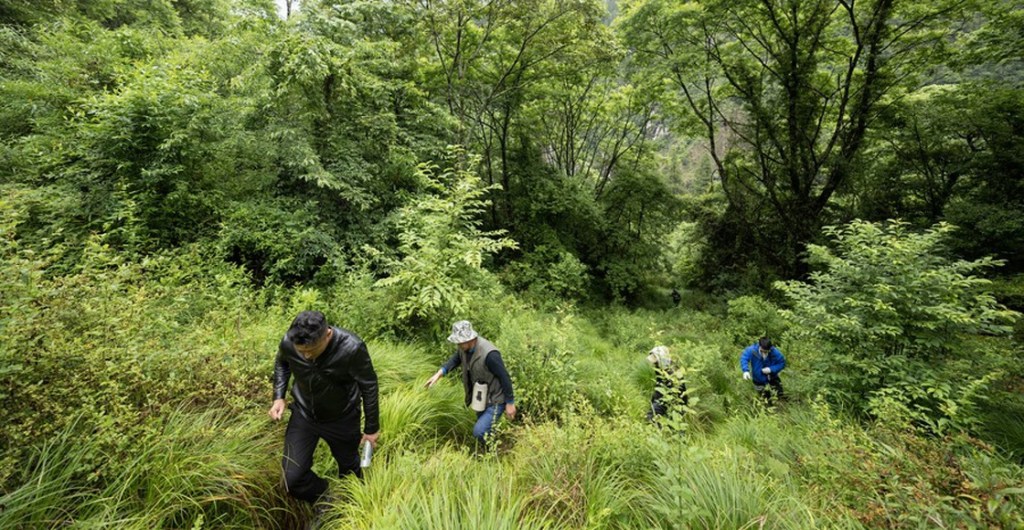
[218,199,341,286]
[496,310,582,422]
[725,295,789,346]
[0,235,270,485]
[374,149,517,337]
[990,274,1024,341]
[501,244,591,304]
[777,220,1020,432]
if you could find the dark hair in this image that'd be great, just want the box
[758,336,773,350]
[287,311,328,345]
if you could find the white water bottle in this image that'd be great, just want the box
[470,381,488,412]
[360,440,373,468]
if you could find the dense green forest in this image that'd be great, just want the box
[2,0,1023,528]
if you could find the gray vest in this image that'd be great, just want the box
[459,336,506,407]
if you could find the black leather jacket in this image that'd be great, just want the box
[273,326,380,433]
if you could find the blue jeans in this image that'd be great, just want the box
[473,403,504,442]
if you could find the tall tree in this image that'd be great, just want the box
[622,0,967,279]
[410,0,607,223]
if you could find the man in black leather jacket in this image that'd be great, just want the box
[268,311,380,503]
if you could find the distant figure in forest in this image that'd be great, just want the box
[671,288,681,307]
[268,311,380,504]
[740,336,786,405]
[424,320,516,449]
[646,345,688,422]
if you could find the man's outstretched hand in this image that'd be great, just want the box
[424,369,444,388]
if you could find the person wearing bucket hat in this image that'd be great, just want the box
[740,336,786,405]
[645,346,688,422]
[425,320,516,446]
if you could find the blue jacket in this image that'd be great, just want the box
[739,343,786,385]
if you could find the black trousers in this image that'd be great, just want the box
[281,410,362,503]
[754,374,784,405]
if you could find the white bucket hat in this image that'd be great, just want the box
[646,346,672,369]
[447,320,478,344]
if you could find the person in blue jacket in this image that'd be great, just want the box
[740,336,786,404]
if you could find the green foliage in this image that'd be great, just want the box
[942,86,1024,272]
[264,1,449,216]
[329,449,553,530]
[2,242,1022,528]
[779,220,1016,355]
[4,3,1024,529]
[853,82,1024,275]
[375,150,517,335]
[497,310,583,422]
[218,199,340,285]
[726,295,789,347]
[0,410,285,529]
[777,220,1020,431]
[512,417,660,528]
[0,13,277,255]
[368,341,472,449]
[855,85,979,226]
[974,381,1024,458]
[502,245,591,304]
[0,234,270,485]
[649,444,820,530]
[0,0,189,32]
[594,167,682,302]
[0,417,91,528]
[622,0,977,285]
[648,364,691,433]
[0,188,52,401]
[675,191,782,292]
[721,402,1024,529]
[662,220,703,289]
[990,274,1024,342]
[323,413,664,529]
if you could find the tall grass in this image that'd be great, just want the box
[976,391,1024,460]
[4,266,1023,529]
[0,419,91,529]
[366,341,438,392]
[1,409,287,529]
[376,384,469,451]
[648,448,829,530]
[513,419,660,529]
[324,450,552,530]
[322,418,660,530]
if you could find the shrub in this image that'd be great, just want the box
[218,199,340,286]
[0,235,270,485]
[496,310,582,422]
[501,244,591,304]
[374,148,517,337]
[777,220,1020,432]
[726,295,789,347]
